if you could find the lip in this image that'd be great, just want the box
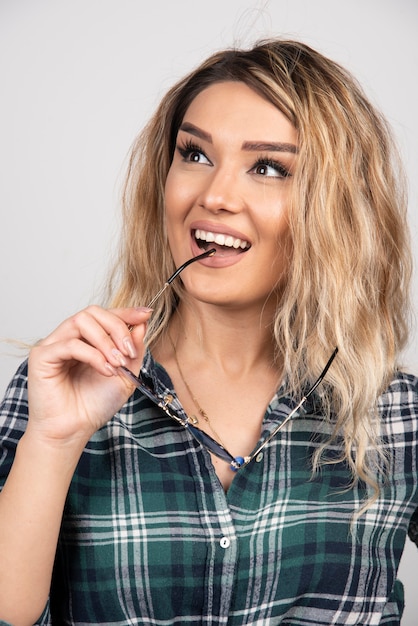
[189,220,252,268]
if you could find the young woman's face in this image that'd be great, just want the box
[164,80,298,312]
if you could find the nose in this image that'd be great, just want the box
[198,167,244,214]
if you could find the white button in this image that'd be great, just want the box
[255,452,264,463]
[220,536,230,549]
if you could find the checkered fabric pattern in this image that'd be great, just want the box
[1,351,417,625]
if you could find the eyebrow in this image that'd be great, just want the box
[242,140,298,154]
[179,122,298,154]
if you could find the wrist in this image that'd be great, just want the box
[18,427,88,472]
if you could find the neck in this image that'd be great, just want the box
[162,300,278,378]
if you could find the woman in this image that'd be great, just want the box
[0,39,417,625]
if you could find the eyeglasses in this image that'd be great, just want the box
[119,249,338,471]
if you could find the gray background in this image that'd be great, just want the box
[0,1,417,622]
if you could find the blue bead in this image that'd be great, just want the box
[230,456,245,471]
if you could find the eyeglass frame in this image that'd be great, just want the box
[119,249,338,471]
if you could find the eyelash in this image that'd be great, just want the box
[176,140,291,179]
[177,140,208,163]
[253,157,291,179]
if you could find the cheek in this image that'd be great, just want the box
[260,197,290,238]
[163,170,194,259]
[164,171,181,239]
[263,203,292,267]
[164,168,177,216]
[164,168,192,222]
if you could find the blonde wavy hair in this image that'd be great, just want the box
[109,39,412,506]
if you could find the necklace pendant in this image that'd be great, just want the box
[189,415,199,425]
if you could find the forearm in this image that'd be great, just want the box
[0,306,148,625]
[0,432,85,626]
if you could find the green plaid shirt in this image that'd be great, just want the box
[1,351,418,625]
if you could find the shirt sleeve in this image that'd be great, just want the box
[0,360,30,491]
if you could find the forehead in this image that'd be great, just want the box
[181,81,297,144]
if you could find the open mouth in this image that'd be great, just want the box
[193,229,251,257]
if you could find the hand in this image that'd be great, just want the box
[26,305,152,449]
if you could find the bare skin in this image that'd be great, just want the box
[158,82,297,489]
[0,81,297,624]
[154,305,282,491]
[0,306,151,625]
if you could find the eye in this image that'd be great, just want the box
[251,158,291,179]
[177,140,212,165]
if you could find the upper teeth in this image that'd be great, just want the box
[195,229,250,249]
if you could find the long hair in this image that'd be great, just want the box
[109,39,412,507]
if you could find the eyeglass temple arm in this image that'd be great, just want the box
[120,249,216,406]
[241,346,339,467]
[146,248,216,308]
[305,346,339,398]
[275,346,339,437]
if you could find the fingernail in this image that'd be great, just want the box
[123,337,137,359]
[111,348,127,367]
[135,307,154,313]
[105,362,118,376]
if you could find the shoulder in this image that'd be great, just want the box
[379,370,418,405]
[0,359,29,419]
[0,360,29,485]
[377,370,418,429]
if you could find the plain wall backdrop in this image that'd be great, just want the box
[0,0,417,623]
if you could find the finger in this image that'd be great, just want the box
[30,336,121,380]
[40,306,152,367]
[45,308,128,369]
[108,307,154,358]
[90,305,153,363]
[68,309,137,369]
[110,306,154,328]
